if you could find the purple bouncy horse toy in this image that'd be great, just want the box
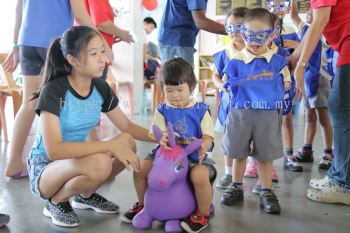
[132,123,202,232]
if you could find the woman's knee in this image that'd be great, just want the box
[87,153,113,182]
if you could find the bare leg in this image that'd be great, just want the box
[39,153,113,204]
[232,158,246,182]
[224,156,233,168]
[257,161,273,189]
[190,165,212,215]
[282,112,294,150]
[134,160,153,205]
[5,75,41,177]
[304,108,317,145]
[316,107,333,149]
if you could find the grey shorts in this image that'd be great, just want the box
[19,45,47,76]
[27,155,51,201]
[145,150,217,184]
[221,109,283,162]
[303,75,331,109]
[159,44,195,66]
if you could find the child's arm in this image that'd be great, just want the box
[212,71,228,92]
[41,111,140,170]
[199,110,215,163]
[281,66,291,91]
[290,0,302,29]
[106,107,155,143]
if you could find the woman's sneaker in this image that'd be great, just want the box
[318,153,333,170]
[309,176,332,189]
[72,193,119,214]
[244,160,258,178]
[215,174,232,189]
[181,210,209,233]
[307,181,350,205]
[43,200,80,227]
[120,202,144,223]
[0,213,10,228]
[259,191,281,214]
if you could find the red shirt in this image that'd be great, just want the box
[84,0,115,48]
[311,0,350,67]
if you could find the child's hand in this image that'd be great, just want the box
[159,133,171,150]
[198,145,208,164]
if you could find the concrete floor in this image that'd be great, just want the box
[0,97,349,233]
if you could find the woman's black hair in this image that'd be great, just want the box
[159,58,196,92]
[32,26,101,99]
[243,8,275,28]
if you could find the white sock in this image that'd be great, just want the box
[225,166,232,175]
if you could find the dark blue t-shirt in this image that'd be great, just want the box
[158,0,207,47]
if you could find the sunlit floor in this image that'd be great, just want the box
[0,96,349,233]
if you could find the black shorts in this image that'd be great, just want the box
[20,45,47,75]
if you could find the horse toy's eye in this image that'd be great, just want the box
[175,165,182,173]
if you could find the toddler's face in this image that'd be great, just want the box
[164,83,191,108]
[242,20,274,56]
[266,0,290,17]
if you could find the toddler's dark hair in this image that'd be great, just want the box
[159,58,196,92]
[243,8,275,28]
[226,7,249,21]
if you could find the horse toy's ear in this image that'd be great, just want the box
[152,125,163,144]
[184,139,203,156]
[167,122,176,147]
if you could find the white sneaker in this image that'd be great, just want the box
[309,176,331,189]
[307,182,350,205]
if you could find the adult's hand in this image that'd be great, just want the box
[293,65,307,102]
[2,48,20,73]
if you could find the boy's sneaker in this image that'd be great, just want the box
[221,183,244,205]
[72,193,119,214]
[43,200,80,227]
[307,181,350,205]
[309,176,332,190]
[284,155,303,172]
[295,149,314,162]
[318,153,333,170]
[181,210,209,233]
[271,166,278,183]
[260,191,281,214]
[120,202,144,223]
[215,174,232,189]
[0,213,10,228]
[244,160,258,178]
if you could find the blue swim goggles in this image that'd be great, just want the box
[241,26,274,44]
[266,0,290,13]
[225,22,243,34]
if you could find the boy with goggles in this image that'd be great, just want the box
[221,8,291,214]
[213,7,248,190]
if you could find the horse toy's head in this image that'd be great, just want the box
[148,123,202,191]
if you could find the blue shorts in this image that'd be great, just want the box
[27,155,51,201]
[159,44,195,66]
[19,45,47,76]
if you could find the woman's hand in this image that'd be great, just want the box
[2,48,20,73]
[108,139,140,172]
[294,65,307,102]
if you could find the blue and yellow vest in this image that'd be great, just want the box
[157,102,210,162]
[224,54,288,111]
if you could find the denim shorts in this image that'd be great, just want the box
[19,45,47,76]
[27,155,51,200]
[159,44,195,66]
[145,150,217,184]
